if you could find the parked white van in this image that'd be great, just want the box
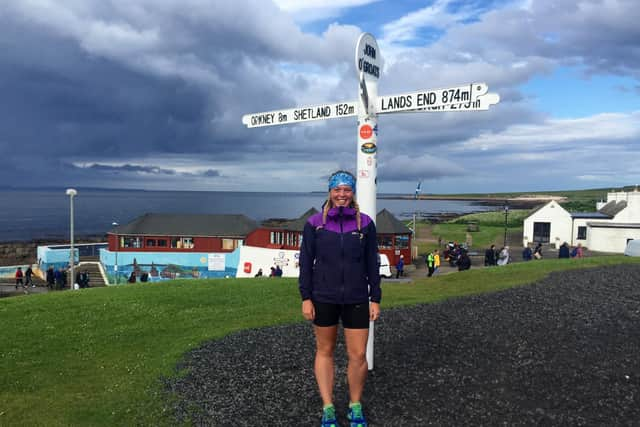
[378,253,392,278]
[624,239,640,256]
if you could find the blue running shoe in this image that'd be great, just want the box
[347,402,367,427]
[321,405,339,427]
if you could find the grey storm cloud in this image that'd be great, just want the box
[0,0,363,191]
[73,162,221,178]
[0,0,638,193]
[79,163,178,175]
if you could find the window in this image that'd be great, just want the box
[146,239,156,247]
[157,239,167,247]
[123,236,142,248]
[270,231,284,245]
[377,235,393,249]
[222,239,243,250]
[171,237,194,249]
[283,232,299,247]
[577,226,587,240]
[395,235,409,249]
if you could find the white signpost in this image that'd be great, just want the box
[242,33,500,370]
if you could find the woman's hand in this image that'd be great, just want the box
[302,299,315,321]
[369,302,380,321]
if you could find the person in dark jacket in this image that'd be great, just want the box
[533,242,543,259]
[522,244,533,261]
[46,266,55,289]
[457,249,471,271]
[558,242,571,258]
[25,266,35,288]
[54,268,64,290]
[484,244,497,266]
[299,170,380,427]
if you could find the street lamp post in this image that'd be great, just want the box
[503,203,509,248]
[413,181,421,259]
[66,188,78,290]
[112,222,119,284]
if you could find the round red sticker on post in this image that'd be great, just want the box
[359,124,373,139]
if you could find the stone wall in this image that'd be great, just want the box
[0,236,105,266]
[0,241,41,266]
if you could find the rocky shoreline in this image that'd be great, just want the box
[0,236,105,266]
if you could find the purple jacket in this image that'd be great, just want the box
[298,206,381,304]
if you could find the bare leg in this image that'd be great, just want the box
[344,328,369,403]
[314,325,338,406]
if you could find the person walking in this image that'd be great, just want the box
[25,266,35,288]
[395,255,404,279]
[15,267,24,289]
[426,251,435,277]
[299,170,381,427]
[522,244,533,261]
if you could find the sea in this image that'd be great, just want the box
[0,188,496,242]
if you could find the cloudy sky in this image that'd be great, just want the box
[1,0,639,194]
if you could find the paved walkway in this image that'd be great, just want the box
[0,283,51,297]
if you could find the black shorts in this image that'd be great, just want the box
[313,301,370,329]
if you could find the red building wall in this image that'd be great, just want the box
[107,234,230,252]
[107,230,411,265]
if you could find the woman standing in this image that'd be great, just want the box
[299,170,381,427]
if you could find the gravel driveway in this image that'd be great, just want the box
[165,264,640,426]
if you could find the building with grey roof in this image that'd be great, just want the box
[523,189,640,253]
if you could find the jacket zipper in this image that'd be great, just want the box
[339,207,345,303]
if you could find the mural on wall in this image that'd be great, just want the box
[100,249,240,283]
[0,265,31,279]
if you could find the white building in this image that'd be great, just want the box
[523,189,640,253]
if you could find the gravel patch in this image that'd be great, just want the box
[164,264,640,426]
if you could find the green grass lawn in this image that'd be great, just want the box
[2,256,640,425]
[412,209,531,254]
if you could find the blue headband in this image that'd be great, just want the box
[328,171,356,192]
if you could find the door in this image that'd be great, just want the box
[533,222,551,244]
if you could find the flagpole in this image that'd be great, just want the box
[413,181,421,258]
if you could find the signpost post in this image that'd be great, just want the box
[242,32,500,370]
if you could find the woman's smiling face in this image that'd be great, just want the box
[330,185,353,207]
